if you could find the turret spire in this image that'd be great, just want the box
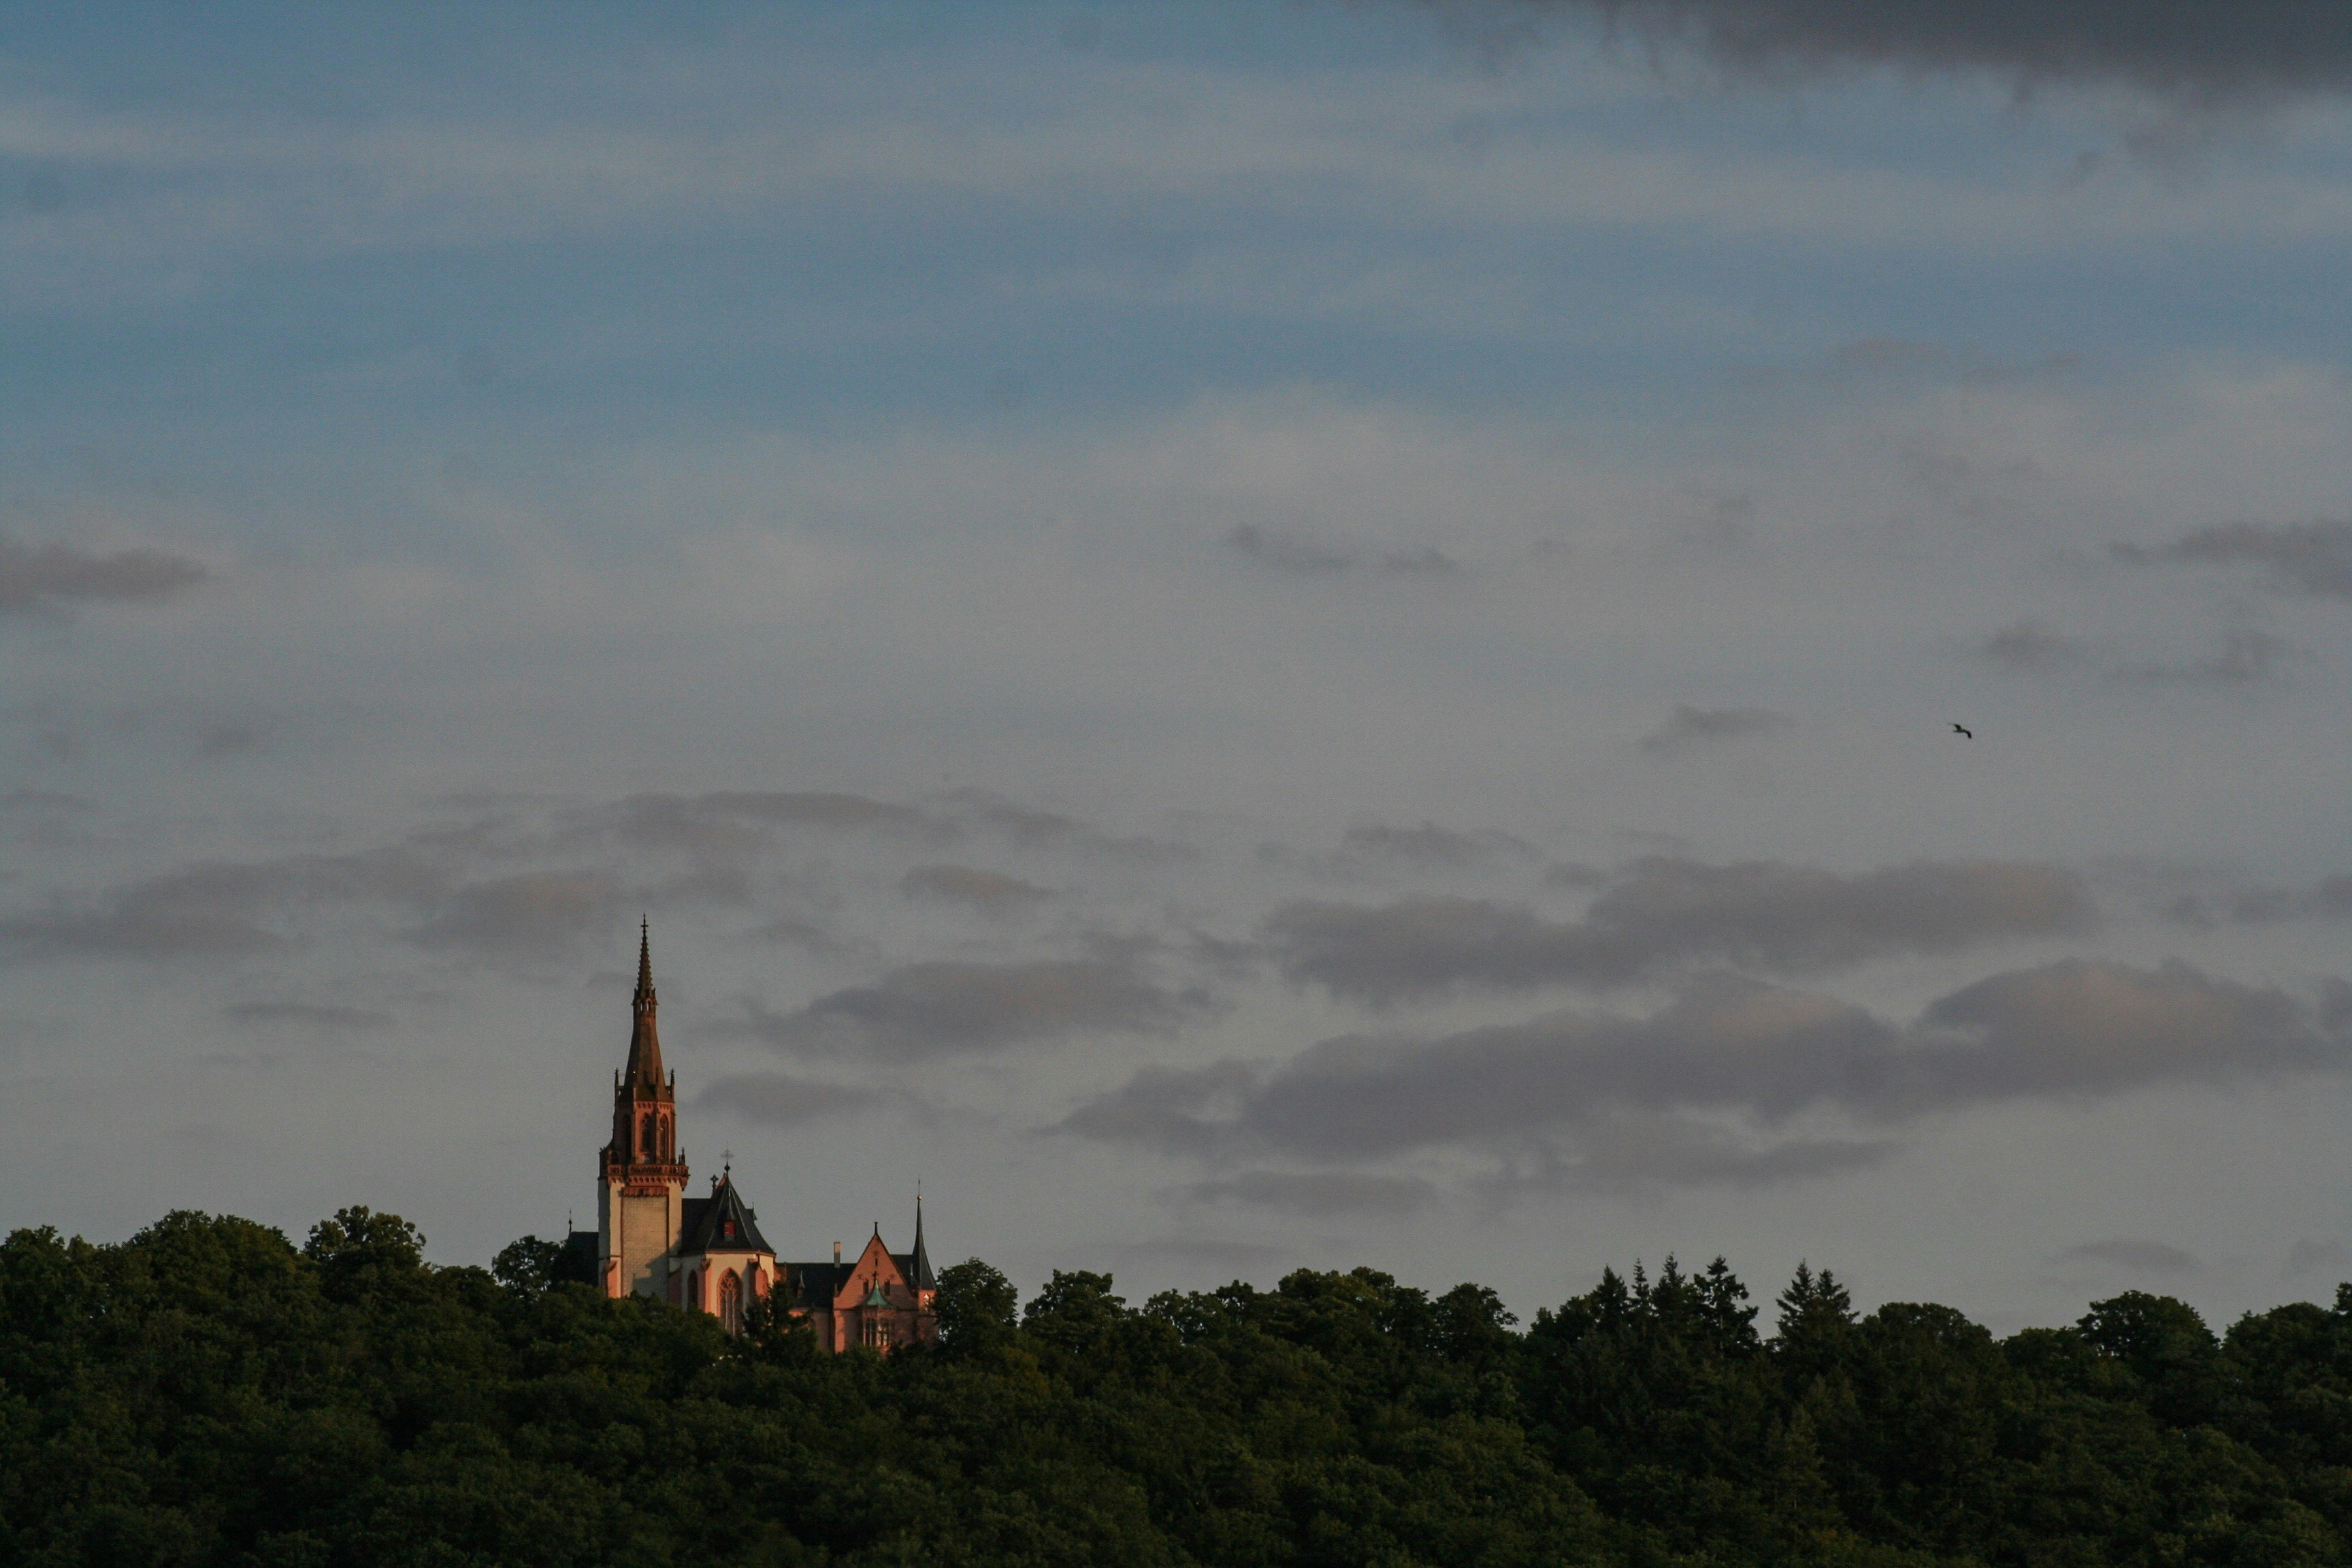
[907,1188,935,1291]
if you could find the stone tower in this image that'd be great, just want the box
[597,920,688,1297]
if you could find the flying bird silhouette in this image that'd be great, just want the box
[1950,722,1974,738]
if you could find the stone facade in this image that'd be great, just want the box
[557,926,936,1350]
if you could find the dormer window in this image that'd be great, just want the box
[721,1219,735,1241]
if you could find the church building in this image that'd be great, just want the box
[557,925,936,1350]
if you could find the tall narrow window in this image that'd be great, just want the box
[719,1269,745,1335]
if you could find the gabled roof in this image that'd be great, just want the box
[675,1172,771,1257]
[780,1230,919,1312]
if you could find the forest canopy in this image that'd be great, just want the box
[4,1208,2352,1566]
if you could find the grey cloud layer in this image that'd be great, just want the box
[2114,630,2304,687]
[408,871,626,960]
[2117,521,2352,598]
[2055,1239,2198,1274]
[898,864,1054,911]
[696,1071,902,1130]
[1226,525,1462,578]
[1972,618,2303,688]
[1177,1169,1439,1218]
[1639,705,1795,755]
[0,787,1173,968]
[223,1001,394,1032]
[1263,857,2094,1004]
[719,958,1211,1062]
[1062,959,2344,1174]
[0,537,207,614]
[2170,875,2352,928]
[1494,1,2352,99]
[1974,618,2089,674]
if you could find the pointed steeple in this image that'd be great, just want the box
[907,1190,936,1290]
[623,917,666,1092]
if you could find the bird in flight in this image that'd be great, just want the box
[1950,722,1974,739]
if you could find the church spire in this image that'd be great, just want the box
[622,917,666,1093]
[633,917,655,1010]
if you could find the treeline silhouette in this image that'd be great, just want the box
[4,1209,2351,1565]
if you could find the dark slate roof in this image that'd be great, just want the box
[781,1261,853,1311]
[675,1173,771,1256]
[553,1230,600,1286]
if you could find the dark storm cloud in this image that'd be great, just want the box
[1973,617,2089,674]
[0,537,208,614]
[1638,705,1794,755]
[2054,1239,2199,1274]
[2114,630,2304,687]
[223,1001,393,1031]
[1061,960,2342,1173]
[1263,857,2094,1004]
[2115,520,2352,597]
[1458,1,2352,100]
[721,958,1211,1061]
[696,1071,900,1130]
[898,864,1054,911]
[408,871,625,960]
[1177,1169,1439,1218]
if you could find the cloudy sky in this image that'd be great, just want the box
[6,1,2352,1330]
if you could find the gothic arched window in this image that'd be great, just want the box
[719,1269,745,1335]
[638,1111,656,1158]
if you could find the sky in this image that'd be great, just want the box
[5,0,2352,1333]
